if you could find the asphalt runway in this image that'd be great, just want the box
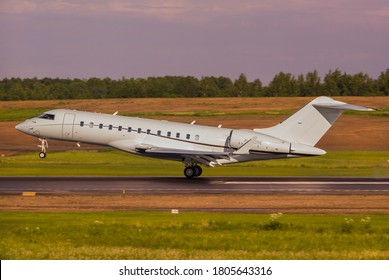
[0,176,389,195]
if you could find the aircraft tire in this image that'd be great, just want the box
[184,167,195,178]
[39,152,46,159]
[193,165,202,177]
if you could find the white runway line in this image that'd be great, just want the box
[224,181,389,185]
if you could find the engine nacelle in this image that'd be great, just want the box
[229,130,258,148]
[255,139,291,153]
[229,130,291,154]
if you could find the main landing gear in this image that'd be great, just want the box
[184,165,203,178]
[38,138,48,158]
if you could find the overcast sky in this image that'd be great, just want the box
[0,0,388,84]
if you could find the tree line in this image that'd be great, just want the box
[1,69,388,100]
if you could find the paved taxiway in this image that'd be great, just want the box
[0,177,388,195]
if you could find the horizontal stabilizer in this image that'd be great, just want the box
[313,102,375,112]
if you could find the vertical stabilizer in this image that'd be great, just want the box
[254,96,374,146]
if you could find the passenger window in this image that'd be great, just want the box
[167,132,171,137]
[89,122,94,128]
[118,126,122,131]
[99,124,103,129]
[137,128,142,133]
[128,127,132,132]
[80,121,84,127]
[109,125,113,130]
[157,130,161,136]
[147,129,151,134]
[186,134,190,140]
[176,133,180,138]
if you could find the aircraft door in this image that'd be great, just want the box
[62,113,75,139]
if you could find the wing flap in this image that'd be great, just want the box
[136,147,231,167]
[137,147,229,156]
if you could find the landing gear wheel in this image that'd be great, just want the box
[184,167,195,178]
[193,165,202,177]
[37,138,48,159]
[184,165,202,178]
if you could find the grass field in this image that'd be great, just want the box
[1,150,389,176]
[0,211,388,260]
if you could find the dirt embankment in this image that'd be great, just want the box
[1,194,388,214]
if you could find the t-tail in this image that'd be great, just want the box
[255,96,374,148]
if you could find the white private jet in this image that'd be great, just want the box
[15,96,373,178]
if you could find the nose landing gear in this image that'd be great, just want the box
[38,138,48,158]
[184,165,203,178]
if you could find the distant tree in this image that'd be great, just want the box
[323,69,342,95]
[234,73,250,97]
[249,78,263,97]
[376,69,389,96]
[349,72,375,96]
[69,79,89,99]
[87,78,108,98]
[324,70,378,96]
[47,83,70,99]
[215,76,234,97]
[265,72,298,96]
[132,78,148,98]
[31,81,49,100]
[199,77,222,97]
[297,74,306,96]
[0,70,386,100]
[171,76,201,97]
[144,77,173,97]
[304,70,322,96]
[0,79,12,100]
[8,81,27,100]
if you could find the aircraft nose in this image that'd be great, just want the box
[15,122,28,132]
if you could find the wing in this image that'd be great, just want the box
[136,146,231,167]
[109,138,260,167]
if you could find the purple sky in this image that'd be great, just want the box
[0,0,388,84]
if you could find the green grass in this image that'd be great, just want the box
[0,211,388,259]
[1,150,388,176]
[0,107,54,121]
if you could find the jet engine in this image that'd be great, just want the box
[229,130,290,154]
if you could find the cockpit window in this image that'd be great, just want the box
[38,113,55,120]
